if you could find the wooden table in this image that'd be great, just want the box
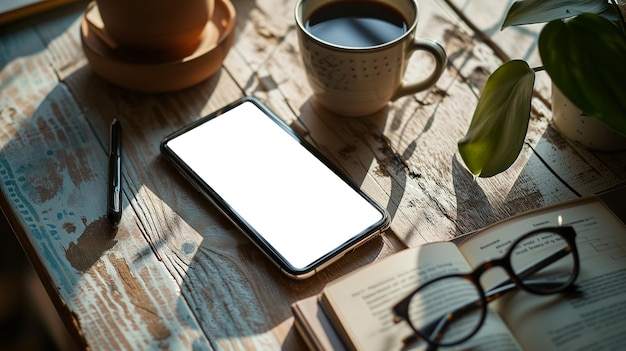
[1,0,625,349]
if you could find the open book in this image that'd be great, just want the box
[292,192,626,350]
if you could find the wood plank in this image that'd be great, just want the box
[54,4,401,350]
[229,0,626,251]
[0,7,216,350]
[2,0,625,349]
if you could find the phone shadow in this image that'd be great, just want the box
[293,96,429,225]
[138,94,403,349]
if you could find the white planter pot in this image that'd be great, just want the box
[551,86,626,151]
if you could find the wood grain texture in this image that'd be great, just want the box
[1,4,213,349]
[238,0,625,246]
[0,0,625,350]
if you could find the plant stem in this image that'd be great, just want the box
[610,0,626,36]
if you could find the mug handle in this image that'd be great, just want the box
[391,38,447,100]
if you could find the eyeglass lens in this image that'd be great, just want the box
[511,230,576,294]
[406,229,576,346]
[407,276,484,345]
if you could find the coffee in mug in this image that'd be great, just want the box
[295,0,447,116]
[305,2,407,48]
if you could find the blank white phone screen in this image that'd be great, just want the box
[166,101,384,270]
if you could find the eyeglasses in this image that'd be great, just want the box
[391,226,580,351]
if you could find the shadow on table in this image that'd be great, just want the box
[0,211,76,351]
[0,0,323,350]
[2,0,597,349]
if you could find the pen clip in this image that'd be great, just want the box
[107,118,122,227]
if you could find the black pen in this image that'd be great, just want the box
[107,119,122,227]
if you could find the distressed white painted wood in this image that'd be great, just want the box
[0,0,624,349]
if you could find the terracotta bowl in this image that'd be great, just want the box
[80,0,236,93]
[96,0,215,52]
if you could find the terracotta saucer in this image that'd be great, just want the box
[80,0,236,93]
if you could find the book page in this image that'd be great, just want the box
[458,196,626,350]
[321,242,522,351]
[292,295,348,351]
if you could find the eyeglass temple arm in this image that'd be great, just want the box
[487,245,575,296]
[398,246,575,348]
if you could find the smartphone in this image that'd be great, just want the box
[160,97,389,279]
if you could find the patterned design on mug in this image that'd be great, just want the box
[311,52,346,89]
[303,42,403,91]
[348,57,399,80]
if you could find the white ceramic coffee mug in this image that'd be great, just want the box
[295,0,447,116]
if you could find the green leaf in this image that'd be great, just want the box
[458,60,535,178]
[539,14,626,136]
[503,0,609,28]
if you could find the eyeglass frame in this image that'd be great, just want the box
[391,226,580,349]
